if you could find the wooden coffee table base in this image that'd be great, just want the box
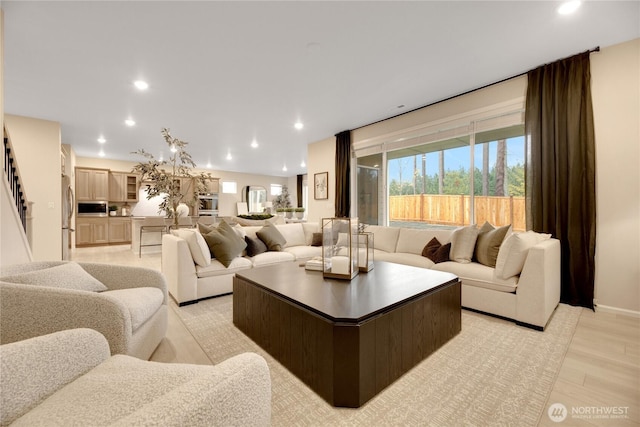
[233,268,461,408]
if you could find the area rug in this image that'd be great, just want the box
[175,297,581,426]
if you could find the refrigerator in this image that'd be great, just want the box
[62,174,75,260]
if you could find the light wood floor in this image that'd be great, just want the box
[71,245,640,426]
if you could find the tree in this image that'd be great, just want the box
[132,128,211,228]
[495,139,506,196]
[272,185,292,209]
[482,143,489,196]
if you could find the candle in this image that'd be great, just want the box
[331,256,350,275]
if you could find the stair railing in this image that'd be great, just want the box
[3,129,30,232]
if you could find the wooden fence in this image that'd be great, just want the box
[388,194,526,231]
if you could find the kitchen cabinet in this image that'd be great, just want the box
[108,217,132,243]
[76,218,109,246]
[76,168,109,201]
[109,172,139,202]
[203,178,220,194]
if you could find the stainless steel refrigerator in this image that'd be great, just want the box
[62,174,75,260]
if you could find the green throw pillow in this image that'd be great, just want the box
[256,222,287,251]
[203,221,247,267]
[474,222,511,267]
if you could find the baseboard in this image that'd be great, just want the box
[594,303,640,318]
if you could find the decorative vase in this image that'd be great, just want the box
[176,203,189,217]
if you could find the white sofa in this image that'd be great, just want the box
[162,222,560,330]
[0,328,271,426]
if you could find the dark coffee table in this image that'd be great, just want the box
[233,261,461,408]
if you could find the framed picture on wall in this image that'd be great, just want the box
[314,172,328,200]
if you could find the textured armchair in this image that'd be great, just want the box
[0,329,272,426]
[0,261,168,359]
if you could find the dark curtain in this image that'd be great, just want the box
[335,130,351,217]
[525,51,596,309]
[296,174,303,207]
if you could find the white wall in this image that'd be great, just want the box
[307,136,336,224]
[591,38,640,314]
[4,114,62,261]
[75,157,289,217]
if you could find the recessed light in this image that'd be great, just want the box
[300,161,306,168]
[294,122,304,130]
[134,80,149,90]
[98,150,105,157]
[206,162,212,168]
[125,119,136,127]
[251,140,259,148]
[97,136,106,143]
[170,144,177,153]
[282,165,288,172]
[226,152,232,161]
[558,1,581,15]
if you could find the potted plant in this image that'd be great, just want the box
[109,205,118,216]
[275,207,286,217]
[132,128,212,229]
[284,207,295,219]
[294,207,305,219]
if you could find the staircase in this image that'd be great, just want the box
[1,128,33,265]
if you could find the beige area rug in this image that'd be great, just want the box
[175,297,581,426]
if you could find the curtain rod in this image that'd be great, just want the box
[352,46,600,132]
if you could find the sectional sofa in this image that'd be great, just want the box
[162,221,560,330]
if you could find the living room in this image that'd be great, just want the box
[1,1,639,425]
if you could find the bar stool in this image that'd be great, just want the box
[139,217,169,257]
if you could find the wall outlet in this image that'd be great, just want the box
[48,201,55,209]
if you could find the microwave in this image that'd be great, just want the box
[77,201,108,217]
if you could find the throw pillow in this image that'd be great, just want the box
[494,231,551,280]
[202,221,247,267]
[1,262,108,292]
[474,222,511,268]
[449,225,479,264]
[311,232,323,247]
[198,222,217,234]
[170,229,211,267]
[233,224,247,239]
[245,235,268,257]
[421,237,451,264]
[256,222,287,252]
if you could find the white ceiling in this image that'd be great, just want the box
[3,1,639,177]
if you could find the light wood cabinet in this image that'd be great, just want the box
[76,218,109,246]
[76,168,109,201]
[108,217,131,243]
[109,172,139,202]
[204,178,220,194]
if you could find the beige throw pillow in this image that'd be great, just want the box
[171,229,211,267]
[474,222,511,268]
[2,262,108,292]
[494,231,551,280]
[449,225,479,264]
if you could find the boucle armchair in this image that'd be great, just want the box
[0,261,167,359]
[0,329,272,426]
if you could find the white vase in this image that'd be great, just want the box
[176,203,189,217]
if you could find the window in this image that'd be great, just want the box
[356,115,526,231]
[221,181,237,194]
[270,184,282,196]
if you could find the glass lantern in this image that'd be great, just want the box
[358,232,374,272]
[322,217,359,280]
